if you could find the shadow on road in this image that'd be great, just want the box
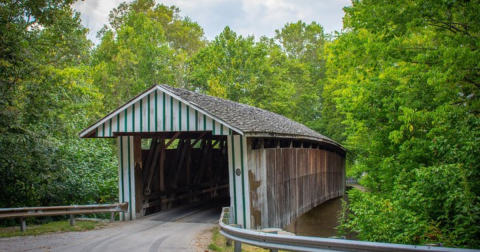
[143,196,229,224]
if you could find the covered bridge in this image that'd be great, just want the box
[80,85,346,229]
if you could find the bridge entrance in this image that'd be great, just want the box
[133,132,229,217]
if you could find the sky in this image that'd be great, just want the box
[73,0,352,44]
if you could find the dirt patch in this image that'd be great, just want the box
[194,227,214,252]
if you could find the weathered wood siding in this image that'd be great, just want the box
[247,139,346,229]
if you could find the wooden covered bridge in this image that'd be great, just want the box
[80,85,346,229]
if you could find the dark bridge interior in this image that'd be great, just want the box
[134,132,229,217]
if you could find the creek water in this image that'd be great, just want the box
[284,195,353,239]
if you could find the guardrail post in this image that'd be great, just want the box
[234,241,242,252]
[110,212,115,222]
[69,214,75,226]
[20,217,26,232]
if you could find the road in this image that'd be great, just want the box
[0,199,226,252]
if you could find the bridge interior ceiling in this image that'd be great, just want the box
[134,131,229,216]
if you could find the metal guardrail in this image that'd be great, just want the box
[219,207,476,252]
[346,177,358,185]
[0,202,128,232]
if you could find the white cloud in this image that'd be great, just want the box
[72,0,351,44]
[73,0,125,42]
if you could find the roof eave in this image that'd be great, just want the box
[244,132,347,152]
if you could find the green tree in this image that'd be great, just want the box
[189,27,311,118]
[332,0,480,248]
[93,0,206,111]
[274,21,331,136]
[189,27,268,102]
[0,0,117,209]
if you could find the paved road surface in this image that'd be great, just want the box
[0,199,226,252]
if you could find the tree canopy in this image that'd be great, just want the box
[331,0,480,248]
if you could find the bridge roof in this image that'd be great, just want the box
[79,85,344,150]
[161,85,342,148]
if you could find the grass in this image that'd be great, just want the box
[0,220,111,238]
[208,227,271,252]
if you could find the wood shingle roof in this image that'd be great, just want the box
[160,85,343,149]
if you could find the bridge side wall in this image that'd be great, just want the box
[117,136,137,221]
[228,135,251,229]
[247,139,346,229]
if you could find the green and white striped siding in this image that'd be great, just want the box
[118,136,136,221]
[228,135,251,229]
[94,89,233,137]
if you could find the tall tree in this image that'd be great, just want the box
[92,0,206,111]
[189,27,311,118]
[331,0,480,247]
[0,0,117,209]
[189,27,268,102]
[274,21,330,136]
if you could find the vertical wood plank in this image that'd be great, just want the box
[133,136,143,216]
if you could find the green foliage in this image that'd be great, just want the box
[189,24,327,125]
[331,0,480,248]
[92,0,206,111]
[0,0,117,210]
[189,27,271,103]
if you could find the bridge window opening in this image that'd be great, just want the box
[280,139,291,148]
[303,141,311,148]
[292,140,302,148]
[252,138,262,150]
[137,133,230,217]
[142,138,152,149]
[263,139,278,149]
[254,138,323,150]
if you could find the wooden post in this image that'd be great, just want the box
[20,217,26,232]
[144,140,161,195]
[159,138,165,191]
[134,136,143,217]
[69,214,75,226]
[170,139,187,189]
[193,139,207,185]
[110,212,115,222]
[159,138,166,211]
[143,138,158,185]
[185,139,191,186]
[207,139,213,183]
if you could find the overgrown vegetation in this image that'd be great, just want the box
[208,227,269,252]
[331,0,480,248]
[0,0,478,248]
